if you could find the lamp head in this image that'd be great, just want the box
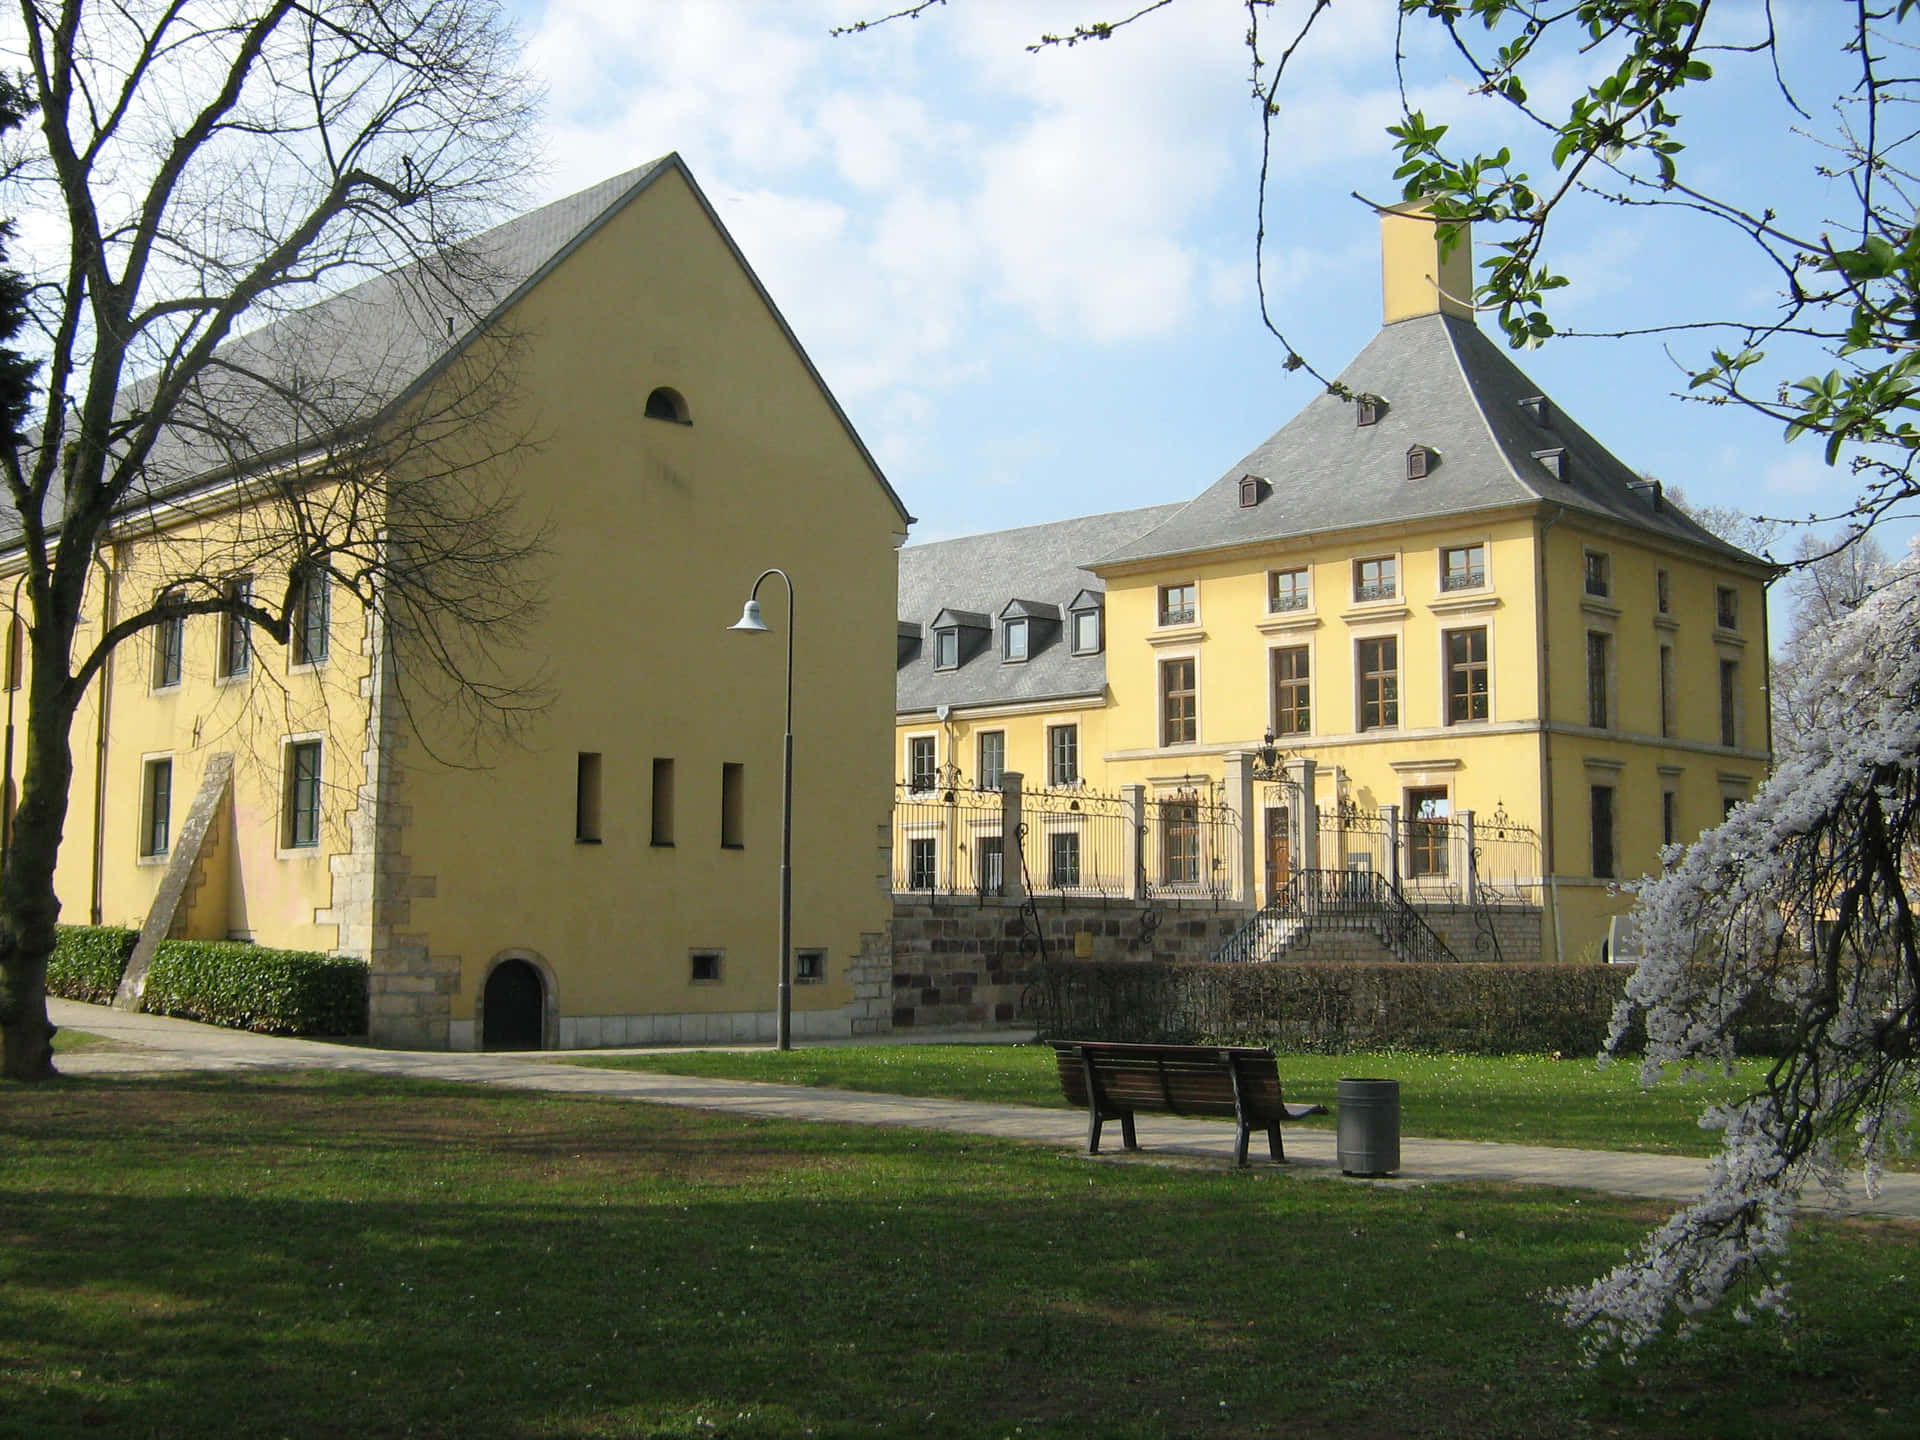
[729,598,769,633]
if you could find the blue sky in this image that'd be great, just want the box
[507,1,1902,566]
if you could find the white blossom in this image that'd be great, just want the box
[1559,542,1920,1355]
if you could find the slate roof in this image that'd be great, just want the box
[896,504,1184,715]
[1093,312,1763,570]
[9,154,908,546]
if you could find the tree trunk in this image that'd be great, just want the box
[0,653,82,1083]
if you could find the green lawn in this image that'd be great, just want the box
[2,1072,1915,1439]
[563,1044,1805,1159]
[50,1028,114,1053]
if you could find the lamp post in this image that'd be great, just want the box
[728,569,795,1050]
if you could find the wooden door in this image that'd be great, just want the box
[1265,806,1291,899]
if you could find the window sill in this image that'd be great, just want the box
[136,852,168,867]
[275,845,323,861]
[1579,598,1621,620]
[1427,592,1501,616]
[575,837,602,846]
[288,659,330,675]
[150,683,182,697]
[213,670,251,687]
[650,839,675,848]
[1339,604,1410,624]
[1255,612,1321,635]
[721,842,745,851]
[1146,624,1205,647]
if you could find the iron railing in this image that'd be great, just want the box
[1022,784,1140,897]
[892,781,1007,898]
[1210,869,1462,965]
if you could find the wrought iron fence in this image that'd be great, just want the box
[1141,784,1243,901]
[891,781,1007,899]
[1312,800,1542,906]
[1021,784,1141,898]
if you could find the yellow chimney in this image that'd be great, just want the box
[1380,201,1474,325]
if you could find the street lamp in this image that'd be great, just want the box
[729,569,795,1050]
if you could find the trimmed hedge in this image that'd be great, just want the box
[46,926,368,1037]
[47,925,139,1004]
[1030,959,1796,1056]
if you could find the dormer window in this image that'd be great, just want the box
[644,386,691,424]
[1519,394,1550,425]
[1004,617,1030,663]
[930,607,991,671]
[1238,474,1268,508]
[1067,589,1104,656]
[1406,444,1435,479]
[934,628,959,671]
[1534,447,1567,481]
[1356,394,1383,427]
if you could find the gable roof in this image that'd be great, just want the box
[897,503,1184,715]
[1093,313,1763,570]
[11,154,908,547]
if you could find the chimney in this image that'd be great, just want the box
[1380,201,1474,326]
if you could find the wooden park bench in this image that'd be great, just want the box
[1050,1040,1328,1167]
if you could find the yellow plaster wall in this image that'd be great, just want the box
[394,165,904,1033]
[6,508,371,948]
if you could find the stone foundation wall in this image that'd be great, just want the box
[890,898,1251,1031]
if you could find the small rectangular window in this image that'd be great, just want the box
[721,762,745,848]
[1720,660,1739,747]
[908,836,937,890]
[794,949,826,984]
[1663,790,1678,848]
[1440,545,1486,592]
[1160,657,1196,746]
[217,576,251,679]
[1587,632,1611,729]
[1659,644,1676,738]
[690,950,722,984]
[934,628,958,670]
[1445,627,1489,724]
[283,741,322,849]
[1353,556,1397,603]
[1271,646,1310,736]
[1048,830,1081,888]
[292,574,329,666]
[977,731,1005,791]
[1357,636,1398,731]
[575,752,602,843]
[1268,567,1310,613]
[1157,583,1196,627]
[651,758,675,845]
[1656,568,1672,614]
[1070,607,1102,655]
[1716,585,1739,631]
[140,757,172,857]
[1584,551,1611,599]
[1591,784,1616,879]
[908,735,937,791]
[1003,617,1029,662]
[1047,724,1079,786]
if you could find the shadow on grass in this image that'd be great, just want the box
[2,1072,1916,1440]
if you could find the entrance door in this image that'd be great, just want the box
[1265,806,1291,899]
[482,958,545,1050]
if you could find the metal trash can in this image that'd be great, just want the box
[1336,1078,1401,1176]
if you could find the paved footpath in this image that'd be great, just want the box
[42,998,1920,1220]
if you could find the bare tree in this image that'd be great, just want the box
[0,0,541,1082]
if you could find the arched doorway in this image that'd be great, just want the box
[482,958,545,1050]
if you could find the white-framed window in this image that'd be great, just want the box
[282,739,323,849]
[1003,616,1029,662]
[1047,724,1079,786]
[977,730,1005,791]
[933,628,959,671]
[139,755,173,858]
[1048,830,1081,888]
[907,835,938,890]
[1070,604,1103,655]
[1268,567,1311,613]
[292,573,329,666]
[217,575,252,679]
[151,593,184,691]
[1443,626,1489,724]
[907,734,938,791]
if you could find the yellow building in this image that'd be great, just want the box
[8,156,911,1048]
[896,208,1774,962]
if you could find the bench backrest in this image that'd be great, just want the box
[1051,1041,1285,1122]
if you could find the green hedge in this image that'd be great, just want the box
[46,926,367,1037]
[47,925,139,1004]
[1029,959,1796,1056]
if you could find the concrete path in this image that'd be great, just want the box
[43,998,1920,1221]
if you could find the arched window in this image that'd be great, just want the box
[644,386,691,424]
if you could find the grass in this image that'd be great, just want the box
[50,1028,115,1054]
[2,1071,1916,1439]
[561,1044,1820,1160]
